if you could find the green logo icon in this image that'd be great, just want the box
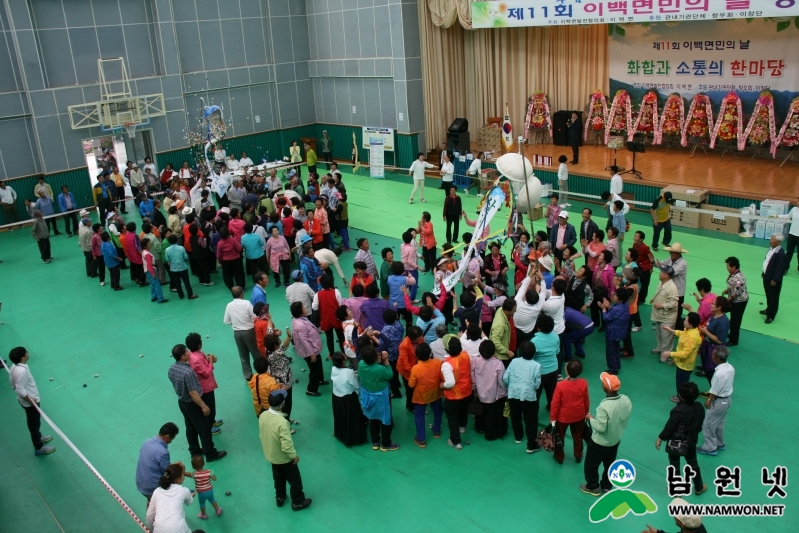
[589,460,659,523]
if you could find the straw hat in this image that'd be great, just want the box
[663,242,688,254]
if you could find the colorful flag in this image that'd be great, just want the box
[352,132,360,173]
[502,104,513,151]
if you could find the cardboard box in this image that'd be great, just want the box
[755,220,766,239]
[529,206,543,221]
[698,205,741,235]
[662,185,709,208]
[773,221,790,238]
[670,207,700,229]
[760,199,790,217]
[765,221,776,240]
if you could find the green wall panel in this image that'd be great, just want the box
[0,168,94,225]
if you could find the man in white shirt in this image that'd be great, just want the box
[239,152,253,167]
[0,180,19,225]
[698,346,734,456]
[408,152,434,204]
[314,247,349,287]
[778,198,799,273]
[8,347,55,455]
[440,152,455,198]
[557,155,570,207]
[265,170,283,197]
[214,145,226,165]
[513,273,547,344]
[609,165,623,196]
[226,154,240,171]
[222,286,262,380]
[286,270,315,317]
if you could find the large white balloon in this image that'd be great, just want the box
[515,176,543,214]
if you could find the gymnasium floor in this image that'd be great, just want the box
[0,170,795,532]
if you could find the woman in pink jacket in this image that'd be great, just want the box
[186,332,223,433]
[265,226,292,287]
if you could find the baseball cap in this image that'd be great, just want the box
[669,497,702,529]
[659,264,675,276]
[267,390,287,407]
[291,269,303,281]
[289,169,297,176]
[599,372,621,392]
[558,211,569,219]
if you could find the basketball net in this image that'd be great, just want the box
[123,122,137,138]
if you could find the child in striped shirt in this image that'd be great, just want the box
[191,455,222,519]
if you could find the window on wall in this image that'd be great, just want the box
[29,0,162,88]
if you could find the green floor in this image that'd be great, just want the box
[0,171,795,532]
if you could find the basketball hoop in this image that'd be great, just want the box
[123,122,138,139]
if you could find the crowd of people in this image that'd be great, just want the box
[12,148,796,533]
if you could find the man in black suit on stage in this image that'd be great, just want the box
[568,112,582,164]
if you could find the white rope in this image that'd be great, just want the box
[1,358,150,532]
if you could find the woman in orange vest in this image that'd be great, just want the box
[440,336,473,450]
[396,326,425,413]
[312,274,344,358]
[408,343,443,448]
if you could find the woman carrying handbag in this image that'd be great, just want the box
[655,381,708,495]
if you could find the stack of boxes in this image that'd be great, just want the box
[662,185,709,229]
[756,199,791,240]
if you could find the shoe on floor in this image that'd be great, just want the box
[697,447,718,456]
[414,438,427,448]
[216,507,223,516]
[579,484,601,496]
[696,484,708,495]
[576,456,582,463]
[35,446,55,456]
[292,498,312,511]
[214,419,224,427]
[188,294,199,299]
[318,380,330,386]
[170,288,177,292]
[202,282,214,286]
[759,309,768,315]
[419,198,426,203]
[459,426,466,434]
[631,326,641,332]
[41,435,53,443]
[207,451,227,462]
[670,395,680,403]
[380,442,401,452]
[526,446,541,454]
[765,317,774,324]
[695,370,706,377]
[305,391,321,397]
[276,497,286,507]
[158,299,169,303]
[198,512,208,520]
[100,282,105,286]
[409,198,413,204]
[211,426,221,435]
[372,442,380,450]
[447,439,463,450]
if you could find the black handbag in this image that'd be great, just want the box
[665,424,689,456]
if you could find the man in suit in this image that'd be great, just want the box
[578,208,600,264]
[761,233,786,324]
[549,211,577,261]
[567,112,582,164]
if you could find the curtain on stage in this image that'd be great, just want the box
[419,2,609,151]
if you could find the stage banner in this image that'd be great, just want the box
[369,138,385,179]
[609,19,799,117]
[471,1,799,28]
[361,126,394,151]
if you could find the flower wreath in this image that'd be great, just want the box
[628,91,659,141]
[605,89,633,144]
[524,92,553,139]
[655,93,685,145]
[740,90,776,150]
[709,91,742,149]
[681,94,714,147]
[772,95,799,157]
[584,90,608,141]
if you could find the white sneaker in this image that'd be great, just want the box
[559,204,567,208]
[564,203,572,207]
[463,189,469,195]
[631,326,641,332]
[651,323,656,330]
[202,282,214,286]
[409,198,413,204]
[419,198,426,203]
[459,426,466,434]
[100,282,105,286]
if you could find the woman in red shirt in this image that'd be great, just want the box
[349,261,374,296]
[312,274,344,358]
[549,359,590,464]
[215,226,245,289]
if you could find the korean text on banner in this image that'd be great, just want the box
[362,127,395,151]
[471,1,799,29]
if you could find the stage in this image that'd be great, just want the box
[499,141,799,203]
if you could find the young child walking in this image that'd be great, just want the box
[191,455,222,519]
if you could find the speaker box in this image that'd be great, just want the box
[448,118,468,134]
[552,111,571,146]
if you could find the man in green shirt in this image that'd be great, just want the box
[379,248,393,299]
[305,143,318,175]
[259,390,312,511]
[580,372,633,496]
